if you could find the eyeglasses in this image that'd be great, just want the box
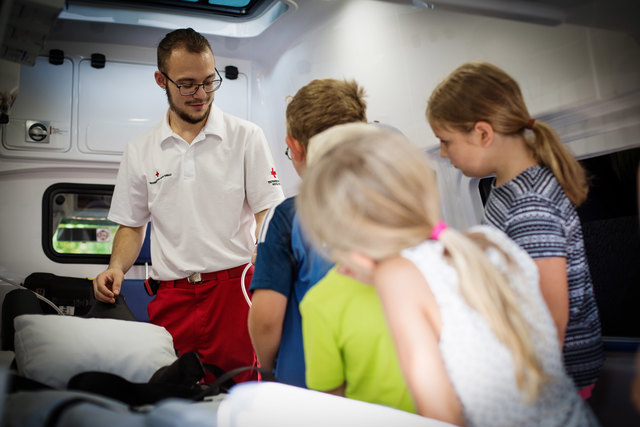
[285,147,292,160]
[161,69,223,96]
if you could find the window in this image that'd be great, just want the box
[478,176,493,206]
[62,0,290,38]
[577,148,640,339]
[84,0,278,18]
[42,183,118,264]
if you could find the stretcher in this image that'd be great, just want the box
[0,277,453,427]
[2,373,454,427]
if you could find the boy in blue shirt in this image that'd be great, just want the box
[248,78,367,387]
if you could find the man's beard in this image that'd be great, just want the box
[166,89,212,125]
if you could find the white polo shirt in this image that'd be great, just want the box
[109,104,284,280]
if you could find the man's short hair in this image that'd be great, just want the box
[157,28,213,72]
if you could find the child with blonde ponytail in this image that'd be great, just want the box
[426,61,602,398]
[297,123,597,426]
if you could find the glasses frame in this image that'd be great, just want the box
[285,147,292,160]
[161,69,223,96]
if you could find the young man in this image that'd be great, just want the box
[93,28,284,383]
[247,78,367,387]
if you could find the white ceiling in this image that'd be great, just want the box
[406,0,640,42]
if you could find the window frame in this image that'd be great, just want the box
[42,182,116,264]
[85,0,277,18]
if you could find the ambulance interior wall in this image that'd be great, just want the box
[0,0,639,285]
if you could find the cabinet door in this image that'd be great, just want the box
[77,60,165,155]
[1,56,73,153]
[77,59,249,155]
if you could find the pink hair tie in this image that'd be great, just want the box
[430,221,448,240]
[526,118,536,130]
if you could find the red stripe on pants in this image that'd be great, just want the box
[147,265,257,384]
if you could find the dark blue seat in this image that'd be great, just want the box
[120,224,154,322]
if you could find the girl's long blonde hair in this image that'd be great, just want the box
[427,61,588,206]
[298,123,547,402]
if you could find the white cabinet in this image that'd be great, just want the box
[1,54,249,161]
[77,59,166,155]
[1,56,73,153]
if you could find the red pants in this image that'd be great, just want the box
[147,264,257,384]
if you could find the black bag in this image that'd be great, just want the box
[1,288,44,351]
[20,272,137,321]
[67,352,273,407]
[22,272,94,316]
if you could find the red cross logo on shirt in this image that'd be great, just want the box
[156,170,159,177]
[270,168,277,179]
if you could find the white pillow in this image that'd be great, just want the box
[13,314,177,389]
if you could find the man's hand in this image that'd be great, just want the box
[92,224,146,303]
[93,268,125,304]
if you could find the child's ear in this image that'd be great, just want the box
[336,251,376,284]
[474,121,495,147]
[348,251,376,272]
[285,136,306,162]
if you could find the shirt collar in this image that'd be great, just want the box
[159,103,226,145]
[202,103,226,140]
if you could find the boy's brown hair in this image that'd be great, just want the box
[286,79,367,147]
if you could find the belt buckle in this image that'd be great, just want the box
[187,272,203,284]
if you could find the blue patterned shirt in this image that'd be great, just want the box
[483,165,603,388]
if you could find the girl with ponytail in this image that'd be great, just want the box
[426,61,602,398]
[297,123,596,426]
